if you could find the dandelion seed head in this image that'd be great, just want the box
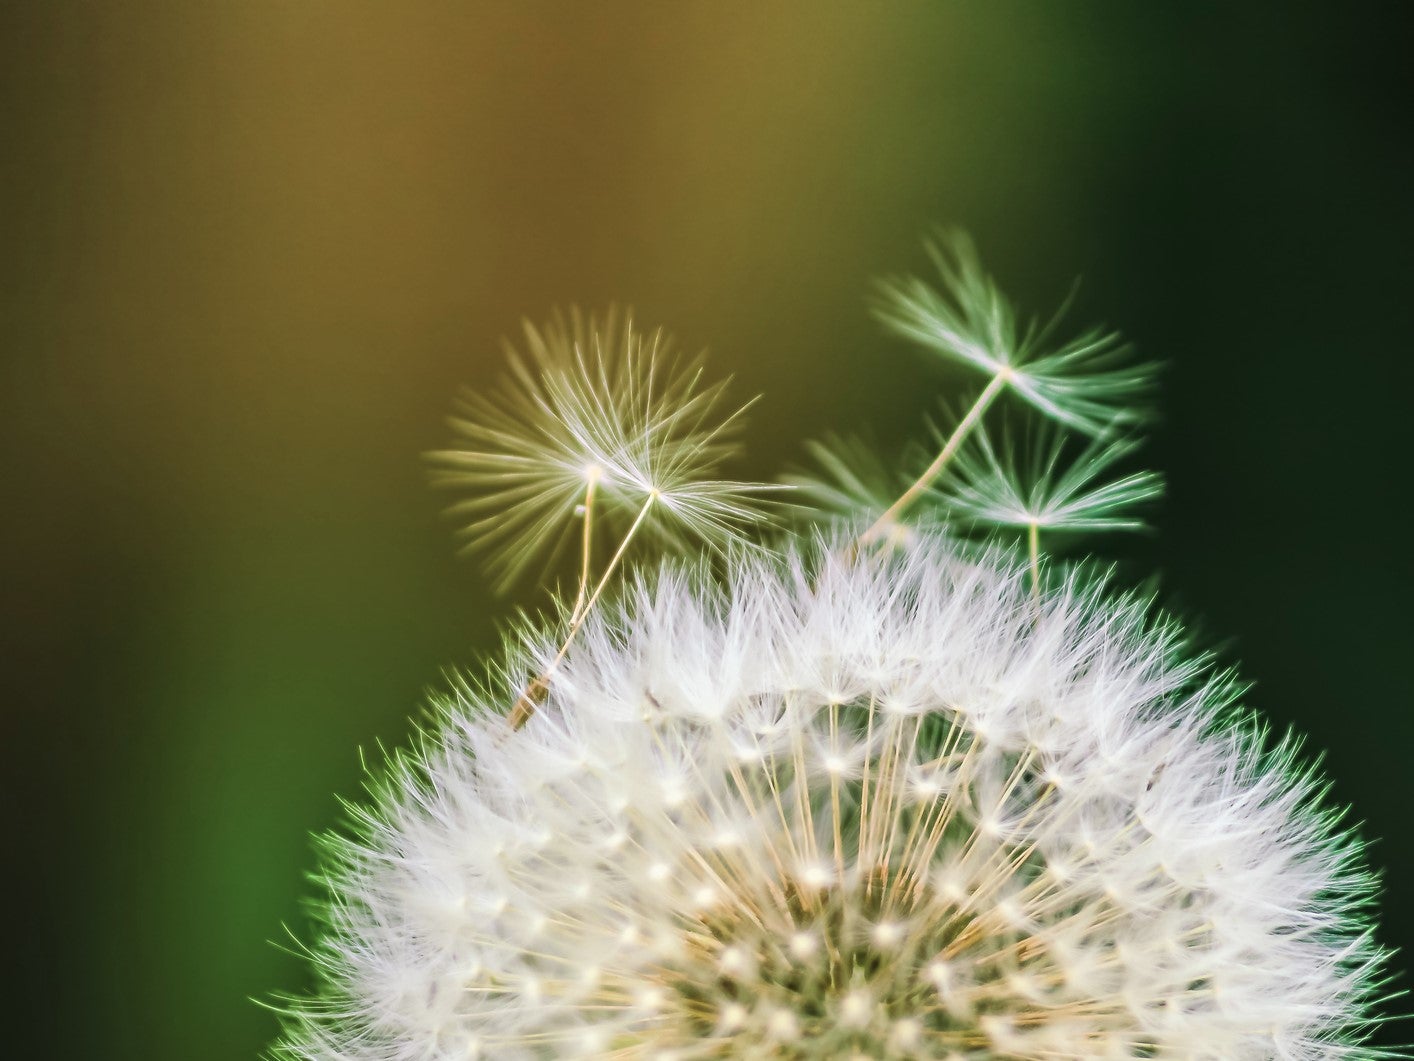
[273,538,1388,1060]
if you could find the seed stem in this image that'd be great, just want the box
[860,371,1007,545]
[1028,520,1041,600]
[510,492,657,729]
[568,470,601,624]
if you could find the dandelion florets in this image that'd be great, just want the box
[272,539,1389,1060]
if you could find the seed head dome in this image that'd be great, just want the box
[273,538,1386,1060]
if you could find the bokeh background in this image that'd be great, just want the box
[4,3,1412,1057]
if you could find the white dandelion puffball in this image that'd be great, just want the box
[279,539,1385,1060]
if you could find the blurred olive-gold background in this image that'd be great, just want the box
[4,4,1412,1057]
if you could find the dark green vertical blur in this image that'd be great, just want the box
[2,3,1410,1057]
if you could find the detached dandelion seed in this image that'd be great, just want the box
[857,234,1158,546]
[429,309,780,727]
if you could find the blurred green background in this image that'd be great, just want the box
[3,3,1412,1057]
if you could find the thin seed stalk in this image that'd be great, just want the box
[568,469,601,624]
[860,370,1008,545]
[510,491,657,729]
[1028,520,1041,599]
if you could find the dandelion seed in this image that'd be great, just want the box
[271,539,1390,1060]
[872,231,1156,436]
[427,307,775,591]
[935,428,1164,535]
